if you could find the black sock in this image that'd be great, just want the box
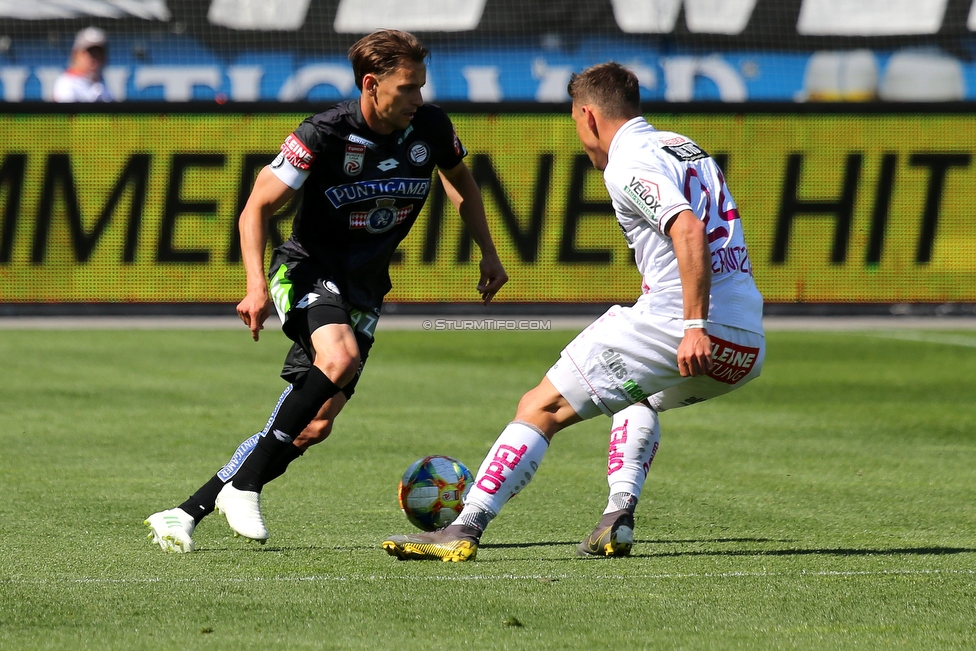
[232,367,339,492]
[264,444,305,485]
[179,473,225,524]
[178,444,304,524]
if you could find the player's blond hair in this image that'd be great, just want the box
[348,30,429,91]
[568,62,641,121]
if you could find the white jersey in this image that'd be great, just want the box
[52,72,113,103]
[603,117,763,334]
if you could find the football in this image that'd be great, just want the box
[398,455,475,531]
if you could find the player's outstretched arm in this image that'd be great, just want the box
[438,163,508,304]
[237,167,296,341]
[667,210,713,377]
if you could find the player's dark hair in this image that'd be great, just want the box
[568,62,641,120]
[348,29,429,90]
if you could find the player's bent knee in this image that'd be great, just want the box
[516,386,549,415]
[313,353,360,388]
[513,380,583,440]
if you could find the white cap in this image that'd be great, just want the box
[72,27,107,52]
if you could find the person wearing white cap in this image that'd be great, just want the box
[52,27,113,102]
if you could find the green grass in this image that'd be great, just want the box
[1,326,975,649]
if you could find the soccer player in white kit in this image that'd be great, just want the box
[382,62,765,561]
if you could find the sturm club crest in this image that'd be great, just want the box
[409,141,430,165]
[364,199,398,232]
[348,198,414,233]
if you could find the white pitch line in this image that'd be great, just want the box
[863,331,976,348]
[6,568,975,586]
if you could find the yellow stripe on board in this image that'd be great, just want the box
[1,112,973,304]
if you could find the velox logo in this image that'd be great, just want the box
[281,133,315,170]
[624,176,663,222]
[475,444,528,494]
[628,177,661,211]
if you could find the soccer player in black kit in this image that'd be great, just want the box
[145,30,508,552]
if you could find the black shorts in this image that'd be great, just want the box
[269,248,380,398]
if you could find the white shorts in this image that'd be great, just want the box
[546,299,765,419]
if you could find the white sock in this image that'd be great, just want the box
[604,402,660,514]
[455,421,549,531]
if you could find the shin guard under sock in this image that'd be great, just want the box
[264,443,305,484]
[232,366,339,492]
[455,421,549,532]
[604,402,660,514]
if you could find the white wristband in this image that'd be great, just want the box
[683,319,707,330]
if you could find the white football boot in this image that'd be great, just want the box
[144,508,196,553]
[215,483,269,542]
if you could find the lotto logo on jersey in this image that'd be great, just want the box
[281,134,315,170]
[344,143,366,176]
[707,337,760,385]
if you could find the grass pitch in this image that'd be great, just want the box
[1,324,975,649]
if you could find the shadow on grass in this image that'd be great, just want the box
[480,537,787,550]
[628,545,976,559]
[477,540,976,560]
[188,539,976,560]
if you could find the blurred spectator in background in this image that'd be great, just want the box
[53,27,113,102]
